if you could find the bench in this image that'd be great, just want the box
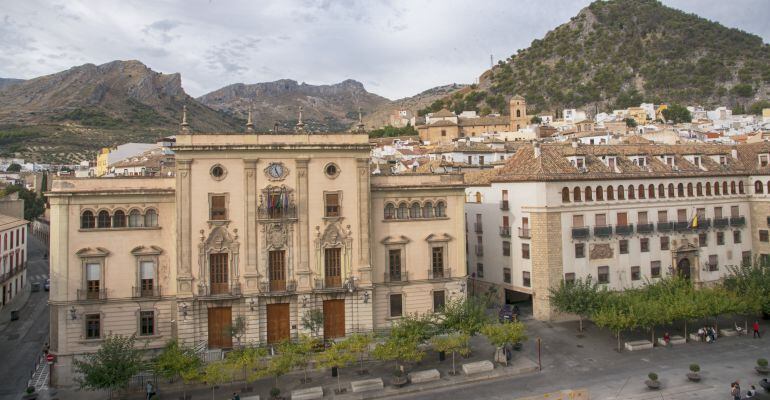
[242,396,260,400]
[291,386,323,400]
[624,340,653,351]
[462,360,494,375]
[689,333,701,342]
[719,328,739,337]
[656,335,686,346]
[408,369,440,384]
[350,378,384,393]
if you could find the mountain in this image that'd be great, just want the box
[0,78,24,91]
[198,79,390,132]
[363,83,468,129]
[0,60,241,163]
[426,0,770,116]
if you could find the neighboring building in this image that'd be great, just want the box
[95,143,158,177]
[0,193,27,309]
[466,139,770,321]
[48,125,466,386]
[110,148,176,177]
[418,97,528,144]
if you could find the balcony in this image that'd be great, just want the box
[132,286,162,298]
[259,280,297,294]
[314,276,344,291]
[730,216,746,227]
[571,227,590,240]
[384,271,408,283]
[657,222,673,232]
[695,218,711,230]
[713,218,729,228]
[474,223,483,233]
[428,268,451,280]
[499,200,509,211]
[674,221,691,232]
[0,262,26,284]
[257,205,297,221]
[77,289,107,301]
[475,245,484,257]
[636,223,654,234]
[200,282,241,297]
[518,227,531,239]
[499,226,511,237]
[615,224,634,236]
[593,225,613,238]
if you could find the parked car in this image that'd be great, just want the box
[43,279,50,292]
[498,304,520,323]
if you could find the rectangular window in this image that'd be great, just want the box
[325,193,340,217]
[86,263,101,299]
[575,243,585,258]
[140,261,155,295]
[743,251,752,266]
[595,213,607,226]
[476,263,484,278]
[660,236,670,251]
[761,230,769,243]
[731,206,740,218]
[522,271,531,287]
[433,290,446,312]
[657,210,668,223]
[324,248,342,287]
[431,247,444,276]
[714,207,723,219]
[762,254,770,267]
[617,212,628,226]
[677,209,687,222]
[637,211,648,224]
[521,243,530,259]
[502,215,509,227]
[388,249,402,280]
[572,214,584,227]
[708,255,718,271]
[640,238,649,252]
[210,195,227,220]
[209,253,229,294]
[479,156,485,165]
[597,266,609,284]
[389,294,403,318]
[564,273,576,283]
[651,261,661,278]
[503,268,511,284]
[631,266,641,281]
[140,311,155,336]
[699,233,708,247]
[696,208,706,219]
[85,314,101,339]
[619,240,628,254]
[502,241,511,257]
[734,230,742,244]
[717,231,725,245]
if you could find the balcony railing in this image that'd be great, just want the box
[713,218,729,228]
[0,262,26,284]
[695,218,711,230]
[593,225,613,237]
[77,289,107,301]
[615,224,634,236]
[314,276,343,290]
[499,200,509,211]
[260,280,297,294]
[730,216,746,227]
[657,222,673,232]
[636,223,654,234]
[257,205,297,220]
[132,286,161,298]
[428,268,451,280]
[384,271,408,283]
[201,282,241,297]
[474,223,483,233]
[475,245,484,256]
[518,227,531,239]
[674,221,691,232]
[499,226,511,237]
[571,227,589,240]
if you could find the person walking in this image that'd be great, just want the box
[731,380,741,400]
[753,320,761,338]
[146,382,155,400]
[232,392,240,400]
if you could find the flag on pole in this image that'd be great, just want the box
[690,208,699,228]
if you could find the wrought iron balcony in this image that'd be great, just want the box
[259,280,296,294]
[730,216,746,227]
[657,222,673,232]
[475,245,484,256]
[428,268,451,280]
[615,224,634,236]
[571,227,590,240]
[314,276,343,290]
[132,286,161,298]
[201,282,241,297]
[636,223,654,234]
[257,205,298,221]
[499,226,511,237]
[713,218,729,228]
[499,200,509,211]
[593,225,613,237]
[474,223,483,233]
[518,227,531,239]
[384,271,408,283]
[674,221,691,232]
[695,218,711,230]
[77,289,107,301]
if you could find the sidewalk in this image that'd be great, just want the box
[0,280,32,329]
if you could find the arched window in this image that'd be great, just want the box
[677,183,685,197]
[384,203,396,220]
[562,187,570,203]
[410,202,421,218]
[144,209,158,227]
[475,192,482,203]
[658,184,665,198]
[606,186,615,200]
[397,203,408,219]
[696,182,702,196]
[584,187,593,201]
[573,187,582,202]
[423,202,434,218]
[648,184,655,199]
[731,181,736,194]
[596,186,604,201]
[668,183,675,197]
[723,181,728,195]
[617,185,625,200]
[97,210,111,228]
[687,183,694,197]
[755,181,764,194]
[637,184,645,199]
[516,109,521,118]
[738,181,744,194]
[706,182,712,196]
[627,184,635,200]
[128,209,142,227]
[81,211,95,229]
[436,201,446,217]
[112,210,126,228]
[715,181,721,195]
[767,181,770,194]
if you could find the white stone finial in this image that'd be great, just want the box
[356,106,365,133]
[295,106,305,132]
[180,105,190,133]
[246,104,254,133]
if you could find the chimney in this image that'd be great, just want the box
[571,137,579,148]
[731,148,738,159]
[533,141,541,158]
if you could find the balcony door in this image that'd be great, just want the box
[269,250,286,291]
[207,307,232,349]
[388,249,402,281]
[209,253,229,295]
[324,248,342,288]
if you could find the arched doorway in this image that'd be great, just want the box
[677,258,691,280]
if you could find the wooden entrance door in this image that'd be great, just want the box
[268,251,286,291]
[323,299,345,340]
[266,303,290,343]
[677,258,692,280]
[209,253,229,295]
[207,307,233,349]
[324,248,342,288]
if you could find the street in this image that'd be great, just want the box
[0,234,49,400]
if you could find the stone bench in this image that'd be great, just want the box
[656,335,686,346]
[242,396,260,400]
[408,369,440,384]
[291,386,323,400]
[624,340,653,351]
[350,378,384,393]
[689,333,701,342]
[720,328,739,337]
[462,360,494,375]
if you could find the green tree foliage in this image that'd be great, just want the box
[439,297,490,337]
[317,339,356,393]
[200,360,234,400]
[0,184,46,221]
[368,124,418,138]
[614,89,645,109]
[549,275,607,332]
[372,333,424,375]
[731,83,755,97]
[345,333,374,374]
[661,103,692,123]
[269,340,299,390]
[72,335,144,398]
[417,100,446,116]
[624,118,638,128]
[724,261,770,315]
[749,100,770,115]
[153,340,202,383]
[429,332,470,375]
[480,322,527,348]
[5,163,21,172]
[226,345,269,384]
[530,116,542,124]
[292,335,321,383]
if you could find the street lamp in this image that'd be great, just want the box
[178,302,188,319]
[249,297,257,312]
[69,306,77,320]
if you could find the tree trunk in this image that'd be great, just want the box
[617,330,622,352]
[684,320,688,342]
[211,386,215,400]
[451,352,456,375]
[579,317,583,332]
[337,371,341,393]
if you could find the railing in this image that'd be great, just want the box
[475,245,484,256]
[706,263,719,272]
[474,223,483,233]
[674,221,691,232]
[314,276,343,290]
[132,286,161,298]
[615,224,634,236]
[257,205,297,220]
[593,225,613,237]
[384,271,408,283]
[428,268,451,280]
[657,221,673,232]
[713,218,729,228]
[695,218,711,230]
[499,200,509,211]
[518,227,531,239]
[571,227,589,240]
[730,216,746,227]
[499,226,511,237]
[636,223,654,234]
[260,279,297,293]
[201,282,241,297]
[77,289,107,301]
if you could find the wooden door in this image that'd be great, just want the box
[324,248,342,288]
[323,300,345,340]
[209,253,229,295]
[207,307,232,349]
[617,212,627,226]
[266,303,290,343]
[268,251,286,291]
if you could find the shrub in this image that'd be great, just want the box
[689,364,700,372]
[26,387,34,394]
[270,387,281,398]
[648,372,658,381]
[758,358,768,367]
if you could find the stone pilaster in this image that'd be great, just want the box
[295,158,312,291]
[243,159,259,292]
[176,159,193,294]
[530,211,563,321]
[356,158,372,284]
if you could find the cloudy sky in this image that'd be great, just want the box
[2,0,769,100]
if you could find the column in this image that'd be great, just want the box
[243,159,259,292]
[176,159,193,294]
[295,158,312,291]
[356,157,372,284]
[530,211,563,321]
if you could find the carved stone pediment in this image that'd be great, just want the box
[267,224,288,249]
[381,235,410,245]
[130,245,164,256]
[317,223,351,248]
[589,243,613,260]
[425,233,453,243]
[204,226,238,253]
[672,239,699,253]
[76,247,110,258]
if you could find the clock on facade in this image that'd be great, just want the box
[265,162,288,180]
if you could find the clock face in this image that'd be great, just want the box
[266,163,285,179]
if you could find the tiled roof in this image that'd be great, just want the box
[426,119,457,127]
[431,109,456,118]
[458,116,509,126]
[0,213,27,230]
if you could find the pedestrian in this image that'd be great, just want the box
[232,392,240,400]
[146,382,155,400]
[746,384,756,398]
[731,380,741,400]
[663,332,671,347]
[753,320,761,338]
[697,326,705,342]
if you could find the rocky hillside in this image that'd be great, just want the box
[438,0,770,115]
[198,79,390,132]
[0,78,23,91]
[363,83,468,128]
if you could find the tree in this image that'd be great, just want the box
[661,103,692,123]
[530,116,542,124]
[593,301,637,352]
[430,332,470,375]
[624,118,638,128]
[5,163,21,172]
[372,334,424,376]
[549,275,607,332]
[368,124,418,139]
[480,322,527,349]
[293,335,320,384]
[200,360,233,400]
[72,334,144,399]
[732,83,755,98]
[301,309,324,338]
[749,100,770,115]
[317,339,356,393]
[153,340,202,399]
[614,89,644,109]
[268,340,298,394]
[439,297,489,338]
[0,184,45,221]
[227,345,268,390]
[228,315,247,348]
[346,333,374,375]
